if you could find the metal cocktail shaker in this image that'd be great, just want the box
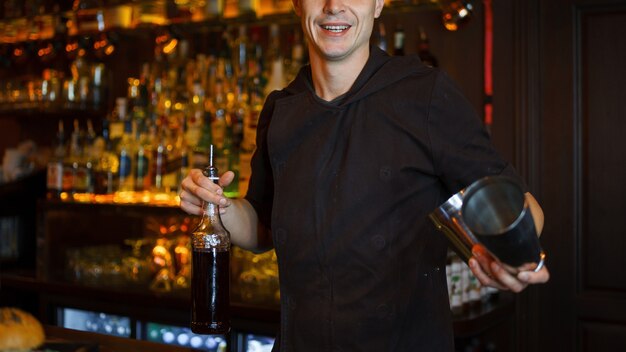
[429,176,545,273]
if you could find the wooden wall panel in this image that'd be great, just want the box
[579,9,626,293]
[580,321,626,352]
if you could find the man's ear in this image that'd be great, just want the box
[374,0,384,18]
[292,0,302,16]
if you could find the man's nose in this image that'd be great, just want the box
[323,0,345,15]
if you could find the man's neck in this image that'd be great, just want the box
[309,46,370,102]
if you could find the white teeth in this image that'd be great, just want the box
[322,25,350,32]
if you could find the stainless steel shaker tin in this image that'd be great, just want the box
[429,176,545,273]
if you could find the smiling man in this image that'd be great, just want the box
[180,0,549,350]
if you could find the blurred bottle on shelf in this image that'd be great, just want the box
[264,24,285,96]
[67,119,89,196]
[93,119,119,197]
[393,23,405,56]
[417,26,438,67]
[72,0,105,33]
[117,117,136,194]
[46,120,66,199]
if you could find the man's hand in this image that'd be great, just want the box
[179,168,235,216]
[468,244,550,293]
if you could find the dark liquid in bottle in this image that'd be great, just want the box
[191,248,231,335]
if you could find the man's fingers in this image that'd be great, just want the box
[471,246,495,278]
[490,262,527,293]
[219,171,236,188]
[469,258,507,291]
[179,190,202,207]
[518,266,550,284]
[180,200,203,216]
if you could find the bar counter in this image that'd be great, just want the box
[43,325,197,352]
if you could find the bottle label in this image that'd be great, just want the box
[62,164,74,192]
[73,165,88,193]
[119,154,132,178]
[136,153,149,179]
[47,162,63,191]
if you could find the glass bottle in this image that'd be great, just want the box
[84,119,97,195]
[94,120,119,196]
[47,120,66,199]
[68,119,88,196]
[117,118,136,193]
[193,110,214,169]
[393,23,405,56]
[417,26,438,68]
[134,121,152,192]
[191,145,231,335]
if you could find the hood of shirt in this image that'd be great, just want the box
[283,46,431,106]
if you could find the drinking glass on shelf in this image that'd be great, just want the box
[122,238,153,286]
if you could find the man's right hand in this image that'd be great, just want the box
[179,168,235,216]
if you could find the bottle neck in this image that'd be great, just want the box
[202,201,221,219]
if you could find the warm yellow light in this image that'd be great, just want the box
[104,45,115,56]
[38,45,53,57]
[66,42,78,53]
[163,38,178,54]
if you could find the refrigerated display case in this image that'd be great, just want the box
[145,323,228,351]
[60,307,132,338]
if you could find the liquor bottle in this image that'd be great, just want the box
[230,79,247,149]
[84,119,97,195]
[468,268,482,310]
[94,120,119,196]
[417,26,438,67]
[134,122,152,192]
[449,253,463,315]
[193,111,214,169]
[219,126,239,198]
[393,24,405,56]
[264,24,285,96]
[187,82,205,149]
[233,25,248,80]
[211,78,228,149]
[239,84,262,191]
[47,120,66,199]
[191,145,231,335]
[108,97,128,147]
[68,119,88,195]
[152,130,167,194]
[117,119,136,193]
[285,29,305,83]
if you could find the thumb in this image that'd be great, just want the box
[219,171,236,188]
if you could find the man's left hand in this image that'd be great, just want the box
[468,244,550,293]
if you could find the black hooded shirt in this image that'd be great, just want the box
[245,46,524,351]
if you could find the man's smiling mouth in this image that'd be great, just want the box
[321,25,351,32]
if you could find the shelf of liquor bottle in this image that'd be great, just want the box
[0,0,442,45]
[0,104,105,119]
[40,193,181,210]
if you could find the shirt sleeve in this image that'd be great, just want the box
[244,90,284,230]
[427,71,528,194]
